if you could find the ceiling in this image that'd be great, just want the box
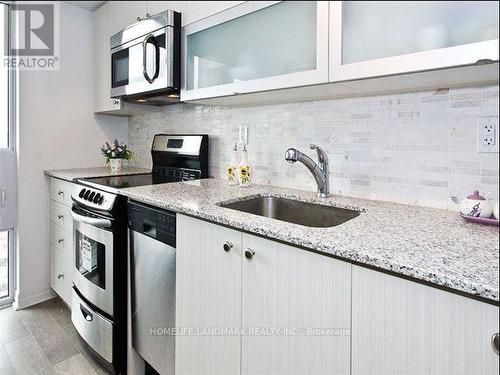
[65,1,107,11]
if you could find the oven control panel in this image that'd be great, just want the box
[78,188,104,205]
[72,185,117,212]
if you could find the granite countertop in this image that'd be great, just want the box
[120,178,499,303]
[44,167,151,181]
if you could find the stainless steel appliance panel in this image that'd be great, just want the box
[110,27,174,98]
[110,10,180,104]
[72,289,114,363]
[73,219,115,316]
[130,230,176,375]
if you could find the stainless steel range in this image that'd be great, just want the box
[70,134,209,374]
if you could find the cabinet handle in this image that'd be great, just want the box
[245,249,255,260]
[493,333,499,356]
[223,241,233,252]
[57,238,64,244]
[113,99,120,105]
[0,188,6,208]
[57,214,64,219]
[137,16,142,21]
[146,13,151,18]
[57,190,64,196]
[57,273,64,280]
[475,59,495,65]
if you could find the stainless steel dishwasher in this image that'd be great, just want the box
[128,201,176,375]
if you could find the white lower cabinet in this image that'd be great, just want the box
[48,177,75,307]
[176,215,242,375]
[176,214,351,375]
[176,214,499,375]
[351,265,499,375]
[50,245,72,305]
[240,233,351,375]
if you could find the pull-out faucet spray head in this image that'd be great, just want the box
[285,148,299,163]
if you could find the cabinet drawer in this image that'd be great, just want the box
[50,245,73,306]
[49,200,73,232]
[50,178,74,206]
[50,222,72,257]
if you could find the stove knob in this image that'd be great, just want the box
[88,191,95,201]
[98,196,104,205]
[93,193,101,204]
[79,189,86,198]
[83,190,91,200]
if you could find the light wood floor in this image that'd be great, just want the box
[0,297,110,374]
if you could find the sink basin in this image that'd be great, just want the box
[219,196,360,228]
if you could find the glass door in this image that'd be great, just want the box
[330,1,499,82]
[182,1,329,101]
[0,2,15,306]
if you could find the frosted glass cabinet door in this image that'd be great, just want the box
[181,1,329,101]
[330,1,499,82]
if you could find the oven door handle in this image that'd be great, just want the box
[71,208,112,229]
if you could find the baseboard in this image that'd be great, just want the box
[13,288,56,310]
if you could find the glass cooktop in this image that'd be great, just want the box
[79,167,201,193]
[82,173,155,190]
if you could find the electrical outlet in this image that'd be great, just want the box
[477,118,499,153]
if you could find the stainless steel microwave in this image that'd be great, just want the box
[110,10,181,105]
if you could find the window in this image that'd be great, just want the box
[0,2,14,306]
[0,231,8,298]
[0,3,8,149]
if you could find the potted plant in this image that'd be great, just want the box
[101,140,134,173]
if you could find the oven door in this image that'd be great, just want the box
[110,27,173,98]
[72,206,114,317]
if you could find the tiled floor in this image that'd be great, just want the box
[0,297,110,374]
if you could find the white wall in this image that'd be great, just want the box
[15,3,128,309]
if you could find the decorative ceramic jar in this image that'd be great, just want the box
[460,190,492,218]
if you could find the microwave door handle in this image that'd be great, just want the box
[143,34,160,83]
[71,208,112,229]
[152,38,160,81]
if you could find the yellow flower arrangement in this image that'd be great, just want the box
[239,165,250,183]
[227,166,236,181]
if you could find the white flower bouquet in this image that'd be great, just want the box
[101,139,134,162]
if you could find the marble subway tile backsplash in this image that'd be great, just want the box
[129,84,499,210]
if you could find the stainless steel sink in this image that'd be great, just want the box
[219,196,360,228]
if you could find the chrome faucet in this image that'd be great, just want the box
[285,144,330,198]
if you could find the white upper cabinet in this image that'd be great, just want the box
[181,1,329,101]
[144,1,244,26]
[93,2,122,113]
[330,1,499,82]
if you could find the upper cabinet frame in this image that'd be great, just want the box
[181,1,330,101]
[329,1,499,82]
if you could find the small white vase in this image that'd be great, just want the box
[109,158,123,173]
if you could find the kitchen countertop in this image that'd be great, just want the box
[44,166,151,182]
[120,178,500,303]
